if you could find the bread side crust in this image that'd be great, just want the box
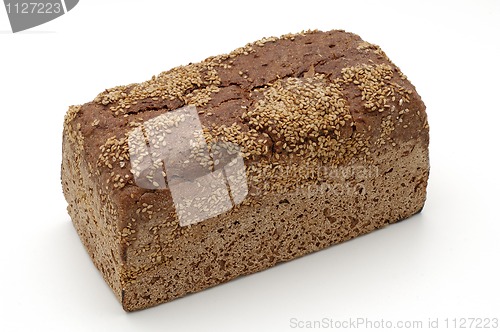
[62,109,124,302]
[121,140,428,311]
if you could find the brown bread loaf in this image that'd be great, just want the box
[61,29,429,311]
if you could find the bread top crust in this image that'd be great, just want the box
[63,29,429,248]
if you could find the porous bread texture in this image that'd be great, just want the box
[61,29,429,311]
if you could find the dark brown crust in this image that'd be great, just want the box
[62,29,429,311]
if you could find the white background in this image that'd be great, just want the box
[1,1,499,331]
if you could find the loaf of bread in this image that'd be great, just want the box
[62,29,429,311]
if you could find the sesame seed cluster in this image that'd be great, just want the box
[341,64,411,113]
[200,124,268,161]
[246,74,351,154]
[128,111,188,189]
[94,63,222,115]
